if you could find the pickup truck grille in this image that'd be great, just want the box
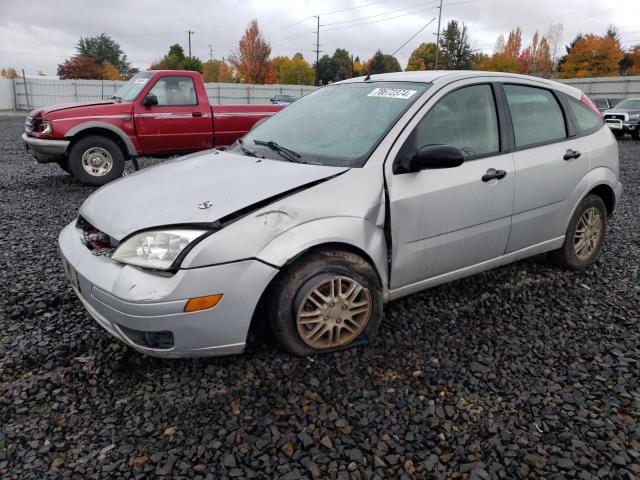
[24,116,39,133]
[76,216,118,256]
[604,113,626,121]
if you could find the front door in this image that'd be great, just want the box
[385,82,515,290]
[134,74,212,153]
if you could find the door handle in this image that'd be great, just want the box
[482,168,507,182]
[192,112,203,117]
[563,149,581,160]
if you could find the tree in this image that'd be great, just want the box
[150,44,203,73]
[547,23,564,74]
[271,54,315,85]
[503,27,522,58]
[353,56,365,76]
[438,20,473,69]
[229,19,273,84]
[57,56,105,79]
[0,67,19,79]
[625,45,640,75]
[202,59,233,83]
[478,53,522,73]
[77,33,133,76]
[517,31,553,76]
[559,34,623,78]
[332,48,353,81]
[315,54,337,85]
[472,51,490,69]
[364,50,401,75]
[406,42,438,71]
[102,61,122,80]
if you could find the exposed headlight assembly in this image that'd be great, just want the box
[629,113,640,121]
[112,229,209,270]
[40,120,53,134]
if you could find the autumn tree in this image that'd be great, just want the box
[517,32,553,76]
[502,27,523,58]
[102,61,122,80]
[229,19,273,84]
[0,67,19,79]
[271,54,315,85]
[57,56,105,79]
[478,54,522,73]
[202,59,233,82]
[438,20,473,69]
[364,50,401,75]
[406,42,438,71]
[626,45,640,75]
[547,23,564,73]
[77,33,134,77]
[559,34,623,78]
[353,56,364,76]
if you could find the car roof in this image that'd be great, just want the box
[336,70,583,99]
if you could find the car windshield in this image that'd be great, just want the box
[614,99,640,110]
[235,81,430,167]
[113,72,155,101]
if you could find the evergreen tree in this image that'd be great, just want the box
[438,20,473,69]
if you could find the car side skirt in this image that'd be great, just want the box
[386,236,564,301]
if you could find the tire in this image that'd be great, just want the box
[268,250,383,356]
[550,194,607,270]
[613,131,624,139]
[68,135,125,186]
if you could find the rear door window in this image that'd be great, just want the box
[504,84,566,148]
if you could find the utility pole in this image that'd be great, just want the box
[187,30,194,58]
[208,45,213,61]
[313,15,321,84]
[434,0,443,70]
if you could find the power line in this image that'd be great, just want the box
[322,0,439,27]
[392,17,437,55]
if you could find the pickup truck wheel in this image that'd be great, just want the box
[550,194,607,270]
[68,136,125,186]
[268,250,383,356]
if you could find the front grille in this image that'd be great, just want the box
[604,114,626,121]
[76,216,118,256]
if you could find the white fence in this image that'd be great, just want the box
[557,76,640,99]
[4,75,640,111]
[0,77,318,110]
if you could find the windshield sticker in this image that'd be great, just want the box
[134,78,148,84]
[367,87,417,99]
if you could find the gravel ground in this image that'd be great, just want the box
[1,114,639,480]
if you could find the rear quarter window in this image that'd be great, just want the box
[567,97,604,133]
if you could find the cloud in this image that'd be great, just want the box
[0,0,638,76]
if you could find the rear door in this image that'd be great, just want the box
[503,83,590,252]
[385,81,515,289]
[133,74,212,153]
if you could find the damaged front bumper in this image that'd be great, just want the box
[58,221,279,358]
[22,133,69,163]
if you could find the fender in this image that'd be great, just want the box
[66,121,138,157]
[566,166,621,228]
[255,216,389,294]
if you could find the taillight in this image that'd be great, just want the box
[580,94,602,117]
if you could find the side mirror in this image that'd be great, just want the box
[395,144,465,174]
[270,97,276,104]
[142,93,158,107]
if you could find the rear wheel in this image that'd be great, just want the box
[68,135,125,186]
[550,194,607,270]
[268,250,383,356]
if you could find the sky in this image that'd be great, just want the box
[1,0,640,77]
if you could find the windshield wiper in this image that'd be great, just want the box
[253,140,303,163]
[236,138,262,158]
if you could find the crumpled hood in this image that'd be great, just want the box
[30,101,116,117]
[80,150,348,240]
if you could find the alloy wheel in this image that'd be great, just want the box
[81,147,113,177]
[574,206,603,261]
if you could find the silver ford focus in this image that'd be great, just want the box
[59,71,622,358]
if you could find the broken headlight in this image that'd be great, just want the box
[111,229,208,271]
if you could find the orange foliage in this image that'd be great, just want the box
[228,19,272,84]
[102,61,122,80]
[559,34,623,78]
[628,45,640,75]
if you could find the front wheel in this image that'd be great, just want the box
[550,194,607,270]
[68,135,125,186]
[268,250,383,356]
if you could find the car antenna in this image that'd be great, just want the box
[364,73,371,81]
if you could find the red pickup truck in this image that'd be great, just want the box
[22,70,283,185]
